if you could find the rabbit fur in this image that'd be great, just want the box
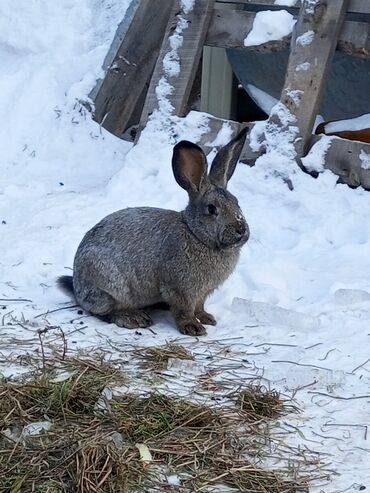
[58,127,250,336]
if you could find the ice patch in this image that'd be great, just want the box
[232,298,321,331]
[335,288,370,305]
[247,84,278,114]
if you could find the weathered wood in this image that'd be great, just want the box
[215,0,299,9]
[196,114,242,149]
[206,9,370,58]
[275,0,347,157]
[307,135,370,189]
[195,116,370,189]
[137,0,215,137]
[338,20,370,58]
[91,0,173,137]
[207,8,293,52]
[215,0,370,15]
[192,113,260,164]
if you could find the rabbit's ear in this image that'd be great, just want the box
[209,126,248,188]
[172,141,208,194]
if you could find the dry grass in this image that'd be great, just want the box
[0,357,123,427]
[0,355,315,493]
[0,429,149,493]
[236,384,296,422]
[101,393,218,443]
[133,343,193,371]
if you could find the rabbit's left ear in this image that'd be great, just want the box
[209,126,248,188]
[172,141,208,195]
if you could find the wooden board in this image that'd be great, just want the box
[338,19,370,58]
[137,0,216,138]
[191,114,260,164]
[206,8,370,58]
[273,0,347,157]
[215,0,370,15]
[196,114,241,149]
[308,135,370,190]
[91,0,173,137]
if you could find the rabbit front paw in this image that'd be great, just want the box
[178,319,207,337]
[196,310,217,326]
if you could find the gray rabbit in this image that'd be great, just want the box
[58,128,249,336]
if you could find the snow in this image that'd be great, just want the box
[302,135,333,173]
[286,89,303,105]
[295,61,311,72]
[246,85,323,131]
[325,113,370,134]
[360,150,370,170]
[162,16,188,78]
[305,0,320,14]
[275,0,298,5]
[296,30,315,46]
[1,1,370,492]
[180,0,195,14]
[244,10,296,47]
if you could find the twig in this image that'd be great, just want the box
[272,360,333,371]
[291,380,318,398]
[305,343,322,350]
[0,298,32,302]
[309,391,370,401]
[255,342,298,348]
[37,329,46,372]
[318,349,336,361]
[34,304,79,319]
[323,423,368,439]
[352,357,370,373]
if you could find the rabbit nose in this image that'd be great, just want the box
[235,222,246,236]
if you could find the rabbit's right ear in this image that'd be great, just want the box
[209,126,248,188]
[172,141,208,194]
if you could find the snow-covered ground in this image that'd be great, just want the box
[1,1,369,492]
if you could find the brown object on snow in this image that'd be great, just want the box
[315,121,370,144]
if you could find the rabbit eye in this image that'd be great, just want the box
[207,204,218,216]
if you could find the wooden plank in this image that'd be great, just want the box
[215,0,299,9]
[137,0,215,137]
[273,0,347,158]
[206,9,370,58]
[338,20,370,58]
[197,119,370,188]
[193,114,260,164]
[196,114,242,149]
[206,8,291,52]
[307,135,370,190]
[91,0,173,137]
[215,0,370,14]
